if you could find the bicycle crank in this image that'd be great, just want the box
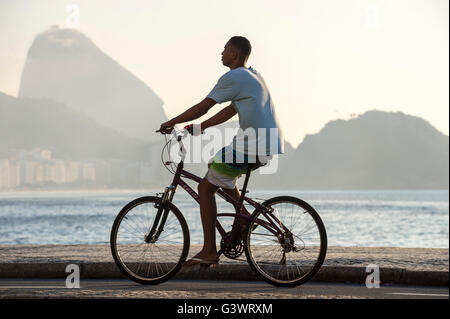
[220,231,244,259]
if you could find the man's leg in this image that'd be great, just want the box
[190,178,220,261]
[221,186,252,225]
[221,185,253,245]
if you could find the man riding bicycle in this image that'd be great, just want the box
[159,36,284,267]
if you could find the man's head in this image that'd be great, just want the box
[221,36,252,68]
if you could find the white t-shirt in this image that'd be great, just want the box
[207,66,284,162]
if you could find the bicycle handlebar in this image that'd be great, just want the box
[155,125,192,138]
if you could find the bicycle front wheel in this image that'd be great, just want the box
[110,196,189,285]
[244,196,327,287]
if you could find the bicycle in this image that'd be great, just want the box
[110,128,327,287]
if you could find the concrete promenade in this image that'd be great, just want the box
[0,245,448,286]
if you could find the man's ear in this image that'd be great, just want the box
[230,47,239,60]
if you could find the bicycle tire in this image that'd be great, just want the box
[110,196,190,285]
[244,196,327,287]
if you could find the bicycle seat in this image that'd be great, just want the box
[247,158,266,173]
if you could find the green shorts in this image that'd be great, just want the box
[205,147,267,189]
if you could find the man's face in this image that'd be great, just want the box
[221,42,238,66]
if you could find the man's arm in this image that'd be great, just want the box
[200,104,237,132]
[159,98,217,133]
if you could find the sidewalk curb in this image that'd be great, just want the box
[0,263,447,286]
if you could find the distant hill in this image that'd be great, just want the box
[18,26,167,141]
[0,92,151,161]
[250,110,449,190]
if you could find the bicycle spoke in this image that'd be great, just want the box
[246,198,326,286]
[111,198,188,283]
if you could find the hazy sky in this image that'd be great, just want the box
[0,0,448,146]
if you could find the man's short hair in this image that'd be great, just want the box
[229,36,252,59]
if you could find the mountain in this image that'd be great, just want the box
[18,26,167,141]
[0,92,150,161]
[249,110,449,190]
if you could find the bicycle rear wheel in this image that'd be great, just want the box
[110,196,189,285]
[244,196,327,287]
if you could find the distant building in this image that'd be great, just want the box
[52,160,66,184]
[66,161,79,182]
[20,160,39,185]
[8,161,20,188]
[0,160,10,189]
[0,147,165,189]
[35,164,44,184]
[40,159,70,184]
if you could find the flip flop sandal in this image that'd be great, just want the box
[183,257,219,268]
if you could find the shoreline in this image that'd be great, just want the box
[1,189,449,194]
[0,188,162,195]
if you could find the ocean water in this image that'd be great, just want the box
[0,189,448,248]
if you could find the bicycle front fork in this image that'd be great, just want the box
[144,185,176,244]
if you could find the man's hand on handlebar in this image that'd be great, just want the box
[157,121,203,136]
[158,120,175,134]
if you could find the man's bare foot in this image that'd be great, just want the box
[183,251,219,267]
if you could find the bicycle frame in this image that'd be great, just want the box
[146,132,290,249]
[159,159,288,247]
[113,132,327,287]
